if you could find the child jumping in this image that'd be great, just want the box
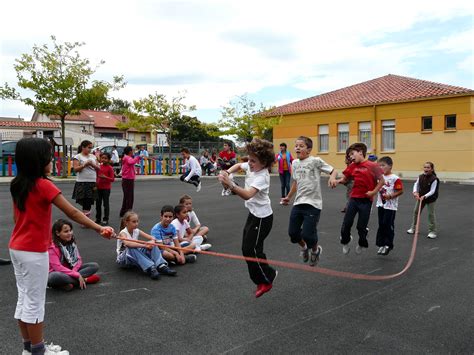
[48,219,101,291]
[334,143,385,255]
[179,194,210,243]
[218,138,277,298]
[407,161,439,239]
[95,152,114,225]
[375,157,404,255]
[281,136,337,266]
[117,211,177,279]
[9,138,113,355]
[180,148,202,192]
[151,205,197,264]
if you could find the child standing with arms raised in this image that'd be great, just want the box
[218,138,277,298]
[9,138,113,355]
[281,136,337,266]
[375,157,404,255]
[95,152,114,225]
[334,143,385,254]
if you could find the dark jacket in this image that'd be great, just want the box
[418,174,439,204]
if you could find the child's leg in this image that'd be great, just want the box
[125,248,154,272]
[341,199,358,244]
[103,189,111,222]
[241,213,276,285]
[355,199,371,247]
[279,173,286,198]
[78,262,99,278]
[148,246,167,267]
[298,206,321,251]
[96,190,103,222]
[427,202,437,234]
[409,200,422,230]
[195,226,209,237]
[284,171,291,196]
[48,271,78,288]
[376,207,385,247]
[386,210,396,248]
[288,205,305,247]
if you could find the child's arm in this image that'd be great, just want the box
[225,163,243,174]
[53,194,113,239]
[367,176,385,198]
[328,169,338,188]
[335,174,348,186]
[120,231,147,249]
[281,180,297,205]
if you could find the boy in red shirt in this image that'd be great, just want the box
[218,141,237,171]
[96,152,115,225]
[334,143,385,255]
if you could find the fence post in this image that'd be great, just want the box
[67,157,72,177]
[165,158,169,175]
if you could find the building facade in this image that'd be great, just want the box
[269,75,474,180]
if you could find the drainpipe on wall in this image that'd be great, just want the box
[372,105,377,154]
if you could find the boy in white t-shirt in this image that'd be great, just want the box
[218,138,277,298]
[376,156,404,255]
[171,205,211,252]
[179,194,211,244]
[281,136,337,267]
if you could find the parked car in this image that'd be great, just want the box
[0,140,18,158]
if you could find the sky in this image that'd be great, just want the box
[0,0,473,123]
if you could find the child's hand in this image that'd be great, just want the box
[100,226,115,239]
[280,197,290,206]
[328,178,338,188]
[78,275,87,290]
[146,240,155,250]
[366,190,376,198]
[413,192,419,199]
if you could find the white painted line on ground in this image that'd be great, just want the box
[427,305,440,312]
[366,268,382,274]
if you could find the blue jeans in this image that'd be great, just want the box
[117,246,167,272]
[288,204,321,249]
[340,198,372,247]
[279,171,291,197]
[376,207,396,248]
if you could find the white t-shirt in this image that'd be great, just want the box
[74,153,97,182]
[188,211,200,227]
[111,149,119,163]
[171,218,190,239]
[376,173,403,211]
[292,156,334,210]
[241,162,272,218]
[184,155,202,180]
[116,227,140,256]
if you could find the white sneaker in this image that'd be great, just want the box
[196,182,202,192]
[45,343,69,355]
[377,246,384,255]
[407,228,415,234]
[427,232,437,239]
[355,245,363,254]
[342,235,352,255]
[200,243,212,251]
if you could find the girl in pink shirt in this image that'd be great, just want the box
[119,146,141,217]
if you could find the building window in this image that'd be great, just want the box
[141,135,147,142]
[382,120,395,151]
[445,114,456,130]
[318,124,329,152]
[358,122,371,149]
[422,116,432,131]
[337,123,349,152]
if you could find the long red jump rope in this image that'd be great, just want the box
[113,201,423,281]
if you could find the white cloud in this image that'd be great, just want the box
[1,0,473,121]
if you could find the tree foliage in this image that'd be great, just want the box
[172,115,222,142]
[0,35,124,177]
[218,94,281,143]
[117,93,195,164]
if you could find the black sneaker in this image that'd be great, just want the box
[185,254,197,264]
[148,267,160,280]
[158,264,177,276]
[381,246,392,256]
[309,246,322,267]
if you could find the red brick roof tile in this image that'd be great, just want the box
[0,121,61,129]
[266,74,474,116]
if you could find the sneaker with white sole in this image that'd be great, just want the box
[200,243,212,251]
[427,232,437,239]
[196,182,202,192]
[407,228,415,234]
[377,246,384,255]
[300,248,309,262]
[342,235,352,255]
[355,245,362,254]
[46,343,69,355]
[309,246,322,267]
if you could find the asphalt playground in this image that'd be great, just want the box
[0,177,473,354]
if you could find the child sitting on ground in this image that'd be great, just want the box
[171,204,212,251]
[116,211,177,279]
[48,219,101,291]
[151,205,197,264]
[179,194,211,243]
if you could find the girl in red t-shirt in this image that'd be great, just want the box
[9,138,114,355]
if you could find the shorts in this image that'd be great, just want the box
[9,249,49,324]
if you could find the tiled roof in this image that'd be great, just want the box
[0,121,61,129]
[266,74,474,116]
[80,110,126,129]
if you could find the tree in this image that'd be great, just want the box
[218,94,281,143]
[0,35,124,177]
[117,93,195,167]
[172,115,222,142]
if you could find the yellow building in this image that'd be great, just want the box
[269,74,474,180]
